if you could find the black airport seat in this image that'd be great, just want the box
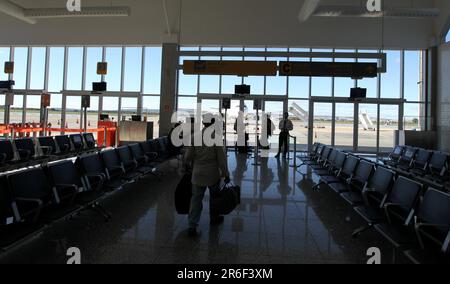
[139,141,160,163]
[100,149,138,183]
[116,146,150,177]
[129,143,161,179]
[308,146,331,168]
[37,136,58,156]
[314,150,346,178]
[69,134,84,152]
[409,149,432,176]
[352,167,396,237]
[55,135,72,154]
[14,138,40,161]
[298,142,321,161]
[383,145,404,166]
[425,152,449,181]
[75,153,109,190]
[396,146,418,171]
[404,188,450,264]
[315,154,359,190]
[0,140,17,165]
[339,160,375,205]
[83,133,97,150]
[8,168,80,223]
[370,176,423,248]
[0,176,45,249]
[46,160,105,207]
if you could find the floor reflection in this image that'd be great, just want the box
[0,153,398,264]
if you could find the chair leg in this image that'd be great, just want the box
[312,181,324,191]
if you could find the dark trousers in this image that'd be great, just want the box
[278,131,289,156]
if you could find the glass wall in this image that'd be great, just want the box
[176,46,426,153]
[0,46,162,138]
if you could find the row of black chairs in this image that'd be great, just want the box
[381,145,450,190]
[0,136,177,253]
[298,143,450,264]
[0,133,100,172]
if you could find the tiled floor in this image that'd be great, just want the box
[0,152,408,264]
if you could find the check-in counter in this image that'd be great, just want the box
[118,121,154,145]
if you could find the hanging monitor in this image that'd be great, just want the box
[222,98,231,109]
[92,82,107,92]
[235,84,250,95]
[0,80,14,90]
[350,87,367,99]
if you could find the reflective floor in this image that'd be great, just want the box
[0,152,407,264]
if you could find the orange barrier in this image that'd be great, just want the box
[0,125,117,137]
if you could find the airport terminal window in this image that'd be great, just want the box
[334,49,356,97]
[29,47,46,90]
[12,47,28,89]
[121,97,138,121]
[381,50,401,98]
[311,49,333,97]
[404,103,424,131]
[66,47,84,90]
[0,47,10,82]
[266,48,287,96]
[288,99,309,147]
[102,96,119,122]
[356,49,379,98]
[25,95,41,124]
[288,48,310,99]
[48,93,62,129]
[177,96,197,122]
[123,47,142,92]
[404,51,424,102]
[446,29,450,43]
[87,96,99,136]
[84,47,103,91]
[199,47,221,94]
[105,47,122,92]
[65,96,82,129]
[47,47,65,93]
[379,104,399,150]
[143,96,160,138]
[0,94,4,123]
[143,47,162,95]
[358,104,378,151]
[244,47,265,95]
[221,49,243,94]
[10,94,23,123]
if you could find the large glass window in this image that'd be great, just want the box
[66,96,82,129]
[446,29,450,43]
[25,95,41,124]
[404,51,423,102]
[102,97,119,122]
[0,47,10,82]
[199,47,221,94]
[13,47,28,89]
[288,99,309,148]
[143,96,160,138]
[48,93,62,130]
[357,49,378,98]
[266,48,287,96]
[10,95,23,123]
[358,104,378,151]
[381,50,401,98]
[123,47,142,92]
[335,103,354,149]
[84,47,103,91]
[104,47,122,92]
[311,49,332,97]
[404,103,424,131]
[244,47,265,95]
[29,47,46,90]
[66,47,84,90]
[379,104,399,150]
[48,47,65,93]
[334,49,356,97]
[143,47,162,95]
[313,103,332,145]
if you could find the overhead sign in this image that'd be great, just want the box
[4,62,14,74]
[279,62,378,78]
[183,60,277,76]
[97,62,108,75]
[41,93,51,107]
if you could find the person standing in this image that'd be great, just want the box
[275,112,293,159]
[184,115,230,237]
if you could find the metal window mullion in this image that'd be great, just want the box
[119,46,126,121]
[23,47,32,124]
[399,50,405,131]
[61,46,68,134]
[44,46,50,92]
[138,46,146,117]
[331,49,336,147]
[99,46,106,119]
[80,46,87,131]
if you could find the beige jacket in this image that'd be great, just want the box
[184,145,230,187]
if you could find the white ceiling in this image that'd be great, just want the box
[0,0,447,48]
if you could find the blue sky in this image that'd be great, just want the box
[0,46,423,120]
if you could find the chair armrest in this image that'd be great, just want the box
[17,149,31,159]
[55,184,81,192]
[0,153,7,163]
[145,152,158,160]
[15,197,43,206]
[382,202,403,223]
[442,230,450,254]
[39,146,53,155]
[86,173,106,180]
